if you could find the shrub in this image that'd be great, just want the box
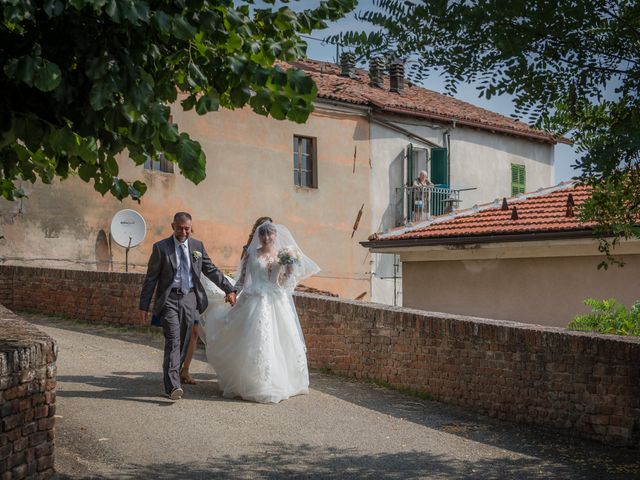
[568,298,640,336]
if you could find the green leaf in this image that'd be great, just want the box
[34,60,62,92]
[13,56,38,87]
[181,95,197,111]
[89,82,111,111]
[152,10,171,33]
[173,16,197,40]
[129,180,148,200]
[196,92,220,115]
[175,134,205,184]
[78,163,98,182]
[43,0,64,17]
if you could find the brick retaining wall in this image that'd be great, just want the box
[296,294,640,448]
[0,265,145,326]
[0,304,57,479]
[2,265,639,448]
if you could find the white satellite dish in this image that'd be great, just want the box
[110,209,146,271]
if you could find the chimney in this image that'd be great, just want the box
[389,59,405,93]
[339,52,356,78]
[368,57,385,88]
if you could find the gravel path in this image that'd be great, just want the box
[25,315,639,480]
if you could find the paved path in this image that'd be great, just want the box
[26,315,639,479]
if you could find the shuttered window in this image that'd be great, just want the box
[293,135,317,188]
[143,153,174,173]
[511,164,526,196]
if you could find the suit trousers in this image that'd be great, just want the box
[161,290,197,394]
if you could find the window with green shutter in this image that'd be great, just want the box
[511,164,525,196]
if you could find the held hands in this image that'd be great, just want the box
[225,291,237,306]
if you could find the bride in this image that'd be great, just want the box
[198,221,319,403]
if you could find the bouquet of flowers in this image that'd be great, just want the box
[277,246,301,266]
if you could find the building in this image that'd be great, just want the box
[0,59,561,302]
[362,182,640,326]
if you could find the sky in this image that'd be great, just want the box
[295,1,581,183]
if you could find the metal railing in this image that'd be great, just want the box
[395,186,470,226]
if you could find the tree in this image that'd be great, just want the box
[0,0,355,201]
[336,0,640,265]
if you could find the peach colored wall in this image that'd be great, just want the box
[402,254,640,327]
[0,105,372,299]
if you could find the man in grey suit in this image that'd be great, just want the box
[139,212,236,400]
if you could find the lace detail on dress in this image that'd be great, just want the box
[254,293,272,382]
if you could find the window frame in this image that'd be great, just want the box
[293,135,318,189]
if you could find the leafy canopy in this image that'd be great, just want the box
[0,0,355,201]
[335,0,640,262]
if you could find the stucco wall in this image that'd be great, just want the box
[368,116,555,305]
[0,104,372,299]
[402,254,640,327]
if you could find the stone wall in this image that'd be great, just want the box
[2,265,639,448]
[0,304,57,479]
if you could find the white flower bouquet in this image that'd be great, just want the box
[277,246,301,266]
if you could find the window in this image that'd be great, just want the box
[293,135,317,188]
[143,153,174,174]
[144,115,175,174]
[511,164,526,196]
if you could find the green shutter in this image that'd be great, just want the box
[511,164,526,196]
[430,148,448,186]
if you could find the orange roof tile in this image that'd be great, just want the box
[287,59,561,144]
[374,183,594,243]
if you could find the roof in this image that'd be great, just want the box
[287,59,562,144]
[365,182,595,247]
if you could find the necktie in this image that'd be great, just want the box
[179,244,190,294]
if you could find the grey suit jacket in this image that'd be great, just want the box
[139,236,235,316]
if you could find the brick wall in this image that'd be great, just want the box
[0,266,145,326]
[295,294,640,448]
[2,265,639,448]
[0,304,57,479]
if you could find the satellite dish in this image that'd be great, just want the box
[110,209,147,248]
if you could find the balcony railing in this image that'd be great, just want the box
[395,186,471,226]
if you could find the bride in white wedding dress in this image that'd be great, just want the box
[198,222,319,403]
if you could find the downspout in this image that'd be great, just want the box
[444,121,454,187]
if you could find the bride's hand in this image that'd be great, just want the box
[225,292,237,306]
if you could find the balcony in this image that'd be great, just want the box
[395,185,473,226]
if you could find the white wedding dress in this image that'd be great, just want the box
[198,223,318,404]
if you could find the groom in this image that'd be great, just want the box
[139,212,236,400]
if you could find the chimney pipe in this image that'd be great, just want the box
[368,57,385,88]
[389,60,405,93]
[339,52,356,78]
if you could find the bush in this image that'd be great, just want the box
[568,298,640,336]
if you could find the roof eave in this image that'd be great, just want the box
[361,229,598,250]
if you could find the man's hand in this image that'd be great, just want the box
[225,292,237,306]
[139,310,148,323]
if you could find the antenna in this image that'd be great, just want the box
[110,209,147,272]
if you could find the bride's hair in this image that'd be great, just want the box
[257,222,277,237]
[241,216,273,260]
